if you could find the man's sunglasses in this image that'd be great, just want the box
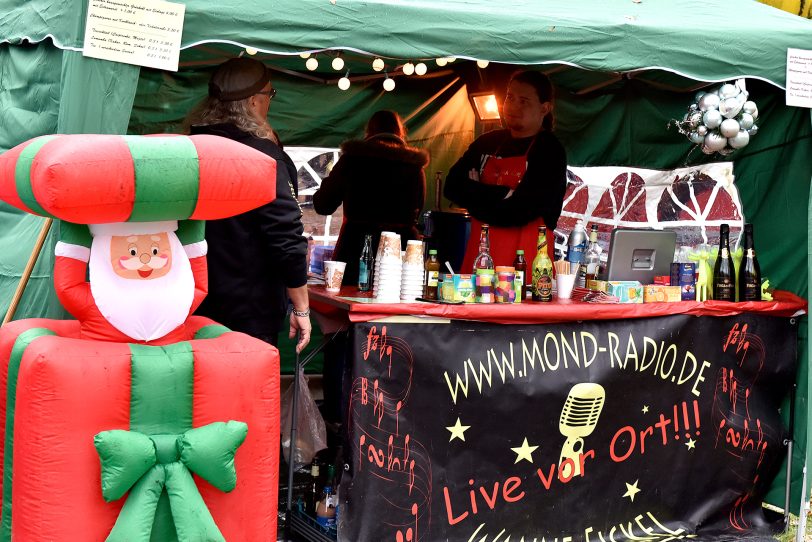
[257,88,277,99]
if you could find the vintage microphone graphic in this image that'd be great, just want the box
[559,383,606,478]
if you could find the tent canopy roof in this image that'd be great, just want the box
[2,0,811,89]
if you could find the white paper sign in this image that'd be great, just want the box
[786,48,812,108]
[83,0,185,72]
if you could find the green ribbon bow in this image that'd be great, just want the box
[95,421,247,542]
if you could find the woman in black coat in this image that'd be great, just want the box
[313,110,429,283]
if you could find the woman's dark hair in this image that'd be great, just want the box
[365,110,407,141]
[509,70,555,132]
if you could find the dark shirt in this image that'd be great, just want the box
[190,123,307,340]
[444,129,567,230]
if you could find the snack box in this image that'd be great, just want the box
[440,273,475,303]
[587,279,608,292]
[605,281,643,303]
[643,285,682,303]
[670,262,696,301]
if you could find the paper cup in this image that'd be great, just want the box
[324,260,347,292]
[404,239,424,266]
[557,273,577,300]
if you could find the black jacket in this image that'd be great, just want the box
[191,123,307,339]
[444,129,567,230]
[313,135,429,282]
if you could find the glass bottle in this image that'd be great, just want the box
[358,234,374,292]
[713,224,735,301]
[582,224,602,288]
[513,249,527,301]
[307,460,320,515]
[424,249,440,300]
[472,224,494,273]
[738,223,761,301]
[531,226,553,302]
[566,220,588,269]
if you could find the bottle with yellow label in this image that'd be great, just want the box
[531,226,553,302]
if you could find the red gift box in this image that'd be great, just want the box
[0,316,279,541]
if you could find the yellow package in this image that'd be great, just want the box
[643,285,682,303]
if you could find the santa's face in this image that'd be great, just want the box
[110,233,172,280]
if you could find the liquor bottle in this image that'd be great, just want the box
[513,249,527,301]
[712,224,735,301]
[582,224,602,288]
[358,234,374,292]
[472,224,494,273]
[307,460,320,515]
[566,220,588,269]
[738,223,761,301]
[424,249,440,300]
[531,226,553,302]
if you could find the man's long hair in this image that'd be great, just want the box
[183,96,279,144]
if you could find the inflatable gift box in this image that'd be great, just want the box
[0,316,279,541]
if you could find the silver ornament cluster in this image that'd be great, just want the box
[673,80,759,156]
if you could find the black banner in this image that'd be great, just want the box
[339,314,798,541]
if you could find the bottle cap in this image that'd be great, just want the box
[429,249,437,254]
[516,250,524,255]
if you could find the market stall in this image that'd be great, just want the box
[1,0,811,535]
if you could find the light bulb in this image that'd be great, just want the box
[299,52,311,59]
[446,57,456,63]
[435,57,447,67]
[372,58,385,72]
[244,47,258,56]
[332,57,345,71]
[476,59,490,69]
[338,77,351,90]
[402,62,415,75]
[383,77,396,91]
[306,57,319,71]
[415,62,427,75]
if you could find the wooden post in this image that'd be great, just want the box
[2,218,53,326]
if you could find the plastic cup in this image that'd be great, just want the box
[557,273,577,299]
[324,260,347,292]
[404,239,424,266]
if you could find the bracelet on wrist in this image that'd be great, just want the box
[291,308,310,318]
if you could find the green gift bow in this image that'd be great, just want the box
[95,421,247,542]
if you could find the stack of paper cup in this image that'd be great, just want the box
[373,231,402,302]
[400,240,424,302]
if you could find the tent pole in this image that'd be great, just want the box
[1,218,53,326]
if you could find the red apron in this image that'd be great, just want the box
[461,149,555,272]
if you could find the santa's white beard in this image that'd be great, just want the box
[89,232,194,342]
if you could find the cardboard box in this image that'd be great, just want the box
[0,317,279,541]
[643,285,682,303]
[606,281,643,303]
[588,279,608,292]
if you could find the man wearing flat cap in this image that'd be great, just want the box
[186,57,311,353]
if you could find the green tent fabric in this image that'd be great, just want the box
[0,0,811,518]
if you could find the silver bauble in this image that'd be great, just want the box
[702,109,723,129]
[728,129,750,149]
[719,97,743,119]
[688,131,705,144]
[704,131,728,152]
[747,124,758,136]
[697,125,708,136]
[688,111,703,128]
[738,113,754,130]
[694,90,707,103]
[719,118,741,138]
[719,84,738,99]
[742,101,758,118]
[698,93,720,111]
[689,103,698,111]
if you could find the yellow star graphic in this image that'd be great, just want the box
[511,438,539,464]
[685,437,697,450]
[446,418,471,442]
[641,405,649,414]
[623,480,641,502]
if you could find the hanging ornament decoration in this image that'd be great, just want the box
[383,74,396,92]
[338,70,351,91]
[305,57,319,71]
[672,79,759,156]
[435,57,448,67]
[476,60,490,69]
[402,62,415,76]
[372,58,385,72]
[331,55,345,71]
[414,62,428,76]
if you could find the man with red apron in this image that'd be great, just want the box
[445,71,567,275]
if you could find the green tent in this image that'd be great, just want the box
[1,0,811,518]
